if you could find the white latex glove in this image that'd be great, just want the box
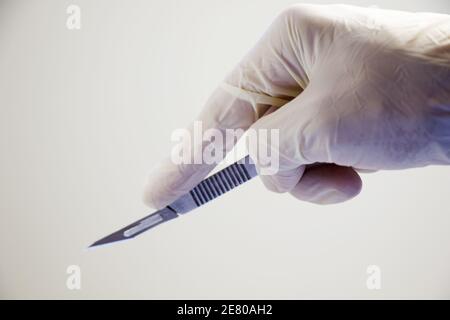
[144,4,450,207]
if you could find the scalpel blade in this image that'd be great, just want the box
[88,207,178,248]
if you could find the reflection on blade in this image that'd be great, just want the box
[88,207,178,248]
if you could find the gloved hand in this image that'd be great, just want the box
[143,4,450,207]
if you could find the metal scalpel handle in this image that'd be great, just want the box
[168,155,257,214]
[88,156,258,248]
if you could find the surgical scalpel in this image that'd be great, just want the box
[89,156,257,248]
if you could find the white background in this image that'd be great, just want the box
[0,0,449,299]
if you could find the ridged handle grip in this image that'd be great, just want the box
[189,156,257,206]
[168,156,257,214]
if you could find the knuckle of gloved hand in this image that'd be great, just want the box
[276,4,332,32]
